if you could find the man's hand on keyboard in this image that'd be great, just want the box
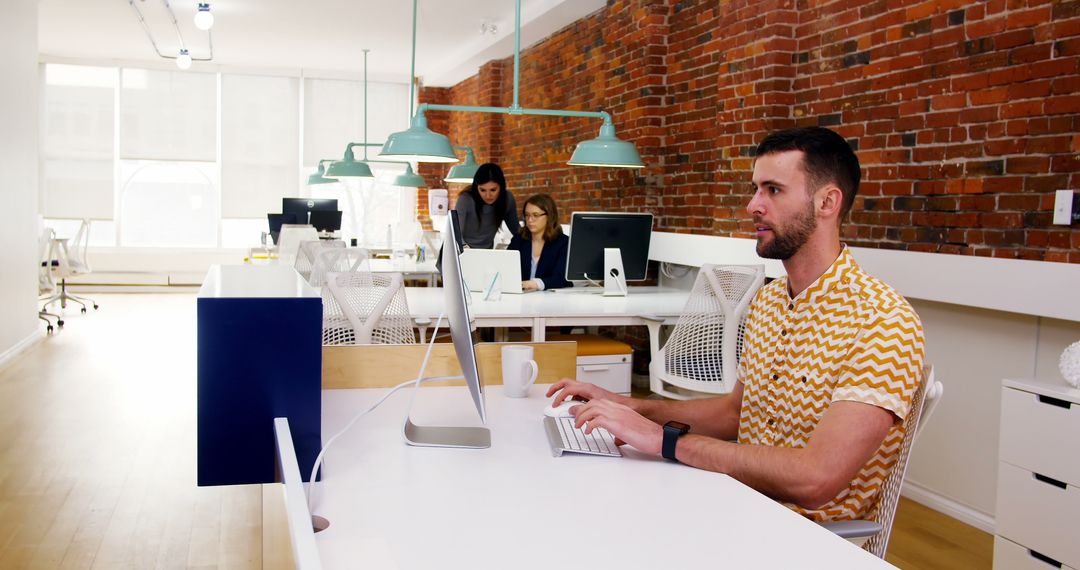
[571,399,663,456]
[546,378,625,406]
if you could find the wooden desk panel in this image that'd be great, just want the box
[322,341,577,389]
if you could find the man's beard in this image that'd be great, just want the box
[755,201,817,260]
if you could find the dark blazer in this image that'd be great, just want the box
[508,232,570,290]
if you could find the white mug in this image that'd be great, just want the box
[502,345,539,398]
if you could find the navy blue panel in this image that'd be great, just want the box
[197,296,322,486]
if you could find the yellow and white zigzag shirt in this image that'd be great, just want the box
[736,246,925,522]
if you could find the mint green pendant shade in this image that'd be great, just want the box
[392,163,427,187]
[379,113,458,163]
[326,146,375,178]
[444,147,480,184]
[307,162,338,185]
[567,122,644,168]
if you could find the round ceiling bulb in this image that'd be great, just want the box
[177,49,192,70]
[194,3,214,30]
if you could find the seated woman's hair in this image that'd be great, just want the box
[519,193,563,242]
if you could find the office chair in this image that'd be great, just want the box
[645,264,765,399]
[308,247,367,289]
[294,239,345,282]
[820,365,944,558]
[41,219,99,314]
[36,226,64,333]
[322,270,416,346]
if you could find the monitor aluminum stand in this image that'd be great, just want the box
[603,247,629,297]
[401,375,491,449]
[403,418,491,448]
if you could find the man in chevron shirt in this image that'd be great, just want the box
[547,126,925,522]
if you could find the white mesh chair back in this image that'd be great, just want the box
[295,240,345,282]
[38,227,57,293]
[322,271,416,346]
[309,247,367,289]
[650,264,764,399]
[862,365,943,558]
[67,219,92,274]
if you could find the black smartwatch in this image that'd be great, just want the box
[662,421,690,462]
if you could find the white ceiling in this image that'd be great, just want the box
[38,0,605,86]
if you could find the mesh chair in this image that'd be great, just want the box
[41,220,99,314]
[37,227,63,333]
[308,247,367,289]
[294,239,346,282]
[646,264,765,399]
[821,365,944,558]
[322,271,416,346]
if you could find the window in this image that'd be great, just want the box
[119,161,218,247]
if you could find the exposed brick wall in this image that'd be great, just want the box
[417,0,1080,263]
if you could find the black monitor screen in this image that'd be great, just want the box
[267,213,300,245]
[565,212,653,282]
[282,198,338,225]
[308,210,342,233]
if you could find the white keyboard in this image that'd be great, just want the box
[542,416,622,457]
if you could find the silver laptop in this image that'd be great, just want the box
[459,249,524,294]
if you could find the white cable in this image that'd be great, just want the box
[660,262,692,280]
[306,312,446,515]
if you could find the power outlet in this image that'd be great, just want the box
[1053,190,1078,225]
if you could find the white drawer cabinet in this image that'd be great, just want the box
[575,354,632,394]
[995,379,1080,570]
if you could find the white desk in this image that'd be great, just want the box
[404,286,690,341]
[299,385,893,569]
[366,258,439,286]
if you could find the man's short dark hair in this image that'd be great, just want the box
[754,127,861,218]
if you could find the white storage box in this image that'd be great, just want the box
[548,334,633,395]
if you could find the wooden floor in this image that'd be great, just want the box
[0,293,992,569]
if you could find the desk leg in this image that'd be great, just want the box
[532,318,546,342]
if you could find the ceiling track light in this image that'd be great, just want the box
[380,0,644,169]
[194,3,214,31]
[128,0,214,70]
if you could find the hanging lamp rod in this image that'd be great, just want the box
[380,0,643,168]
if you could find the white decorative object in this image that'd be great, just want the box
[1061,340,1080,388]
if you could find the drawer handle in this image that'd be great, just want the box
[582,365,610,372]
[1028,548,1063,568]
[1037,395,1072,409]
[1033,473,1068,490]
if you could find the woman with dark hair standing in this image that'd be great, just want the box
[508,193,570,291]
[454,163,519,249]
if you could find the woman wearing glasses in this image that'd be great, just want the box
[509,193,570,291]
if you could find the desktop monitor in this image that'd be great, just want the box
[267,213,300,245]
[282,198,339,225]
[402,209,489,448]
[308,210,343,233]
[565,212,654,282]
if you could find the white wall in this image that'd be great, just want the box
[0,0,40,361]
[904,306,1080,529]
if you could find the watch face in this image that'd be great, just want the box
[665,421,690,433]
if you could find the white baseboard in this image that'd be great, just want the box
[0,331,42,373]
[902,480,995,534]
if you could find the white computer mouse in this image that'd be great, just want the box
[542,400,581,418]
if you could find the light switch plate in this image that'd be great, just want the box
[1053,190,1075,225]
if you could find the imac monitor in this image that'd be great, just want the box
[308,210,343,233]
[402,209,489,448]
[565,212,654,282]
[281,198,338,225]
